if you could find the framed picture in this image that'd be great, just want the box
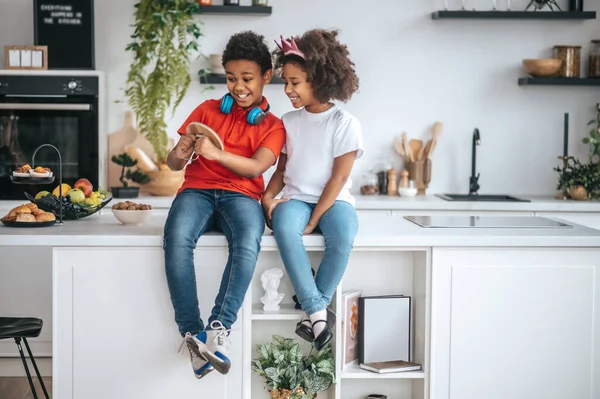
[3,45,48,70]
[341,290,362,366]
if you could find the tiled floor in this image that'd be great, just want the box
[0,377,52,399]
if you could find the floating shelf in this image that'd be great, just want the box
[341,363,425,379]
[518,77,600,86]
[252,304,304,321]
[200,74,284,85]
[195,5,271,15]
[431,10,596,20]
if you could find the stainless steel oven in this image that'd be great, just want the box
[0,74,99,200]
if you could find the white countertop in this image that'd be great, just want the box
[3,193,598,212]
[1,213,599,248]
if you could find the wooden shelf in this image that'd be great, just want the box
[200,74,284,85]
[195,5,271,15]
[518,77,600,86]
[431,10,596,20]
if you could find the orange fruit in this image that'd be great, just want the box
[52,184,71,197]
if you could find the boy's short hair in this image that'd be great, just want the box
[273,29,359,103]
[222,31,273,74]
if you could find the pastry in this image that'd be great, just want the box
[29,166,52,178]
[35,212,56,222]
[16,213,36,222]
[25,203,39,211]
[2,215,17,222]
[9,205,32,216]
[31,208,45,216]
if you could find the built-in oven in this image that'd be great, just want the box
[0,74,99,200]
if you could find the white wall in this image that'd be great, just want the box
[1,0,599,196]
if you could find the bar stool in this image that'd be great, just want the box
[0,317,49,399]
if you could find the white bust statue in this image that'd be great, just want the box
[260,268,285,311]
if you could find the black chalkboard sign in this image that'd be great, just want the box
[34,0,95,70]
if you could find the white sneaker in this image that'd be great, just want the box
[179,332,213,379]
[202,320,231,375]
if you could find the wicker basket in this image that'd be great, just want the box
[142,169,185,196]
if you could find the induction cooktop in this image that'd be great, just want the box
[404,215,573,229]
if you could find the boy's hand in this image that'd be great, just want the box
[174,134,196,159]
[195,136,222,161]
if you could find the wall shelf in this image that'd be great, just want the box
[195,5,272,15]
[200,74,285,85]
[252,304,304,321]
[518,77,600,86]
[431,10,596,20]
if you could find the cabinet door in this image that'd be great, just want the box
[430,248,600,399]
[53,247,243,399]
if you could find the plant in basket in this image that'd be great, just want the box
[110,153,151,198]
[252,335,335,399]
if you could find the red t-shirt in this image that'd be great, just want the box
[177,96,286,201]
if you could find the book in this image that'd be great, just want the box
[341,290,362,366]
[359,360,422,374]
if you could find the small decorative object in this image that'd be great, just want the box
[110,153,151,199]
[386,169,397,196]
[3,45,48,70]
[568,0,584,11]
[589,40,600,78]
[252,335,335,399]
[399,169,409,188]
[260,268,285,311]
[569,185,589,200]
[525,0,562,11]
[252,0,268,5]
[554,45,581,78]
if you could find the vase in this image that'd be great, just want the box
[269,388,316,399]
[568,185,589,201]
[141,169,185,196]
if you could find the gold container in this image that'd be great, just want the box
[553,45,582,77]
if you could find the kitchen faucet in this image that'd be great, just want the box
[469,128,480,195]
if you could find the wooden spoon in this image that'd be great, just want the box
[425,121,444,159]
[409,139,423,162]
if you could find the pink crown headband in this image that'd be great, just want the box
[274,35,305,59]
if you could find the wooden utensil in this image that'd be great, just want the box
[409,139,423,162]
[402,132,411,161]
[186,122,225,151]
[393,136,405,159]
[424,121,444,159]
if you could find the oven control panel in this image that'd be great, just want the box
[0,75,99,96]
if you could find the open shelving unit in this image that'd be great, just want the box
[431,10,596,20]
[245,249,431,399]
[195,5,271,15]
[518,77,600,86]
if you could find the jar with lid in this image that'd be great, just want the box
[360,172,379,195]
[224,0,239,5]
[554,45,582,78]
[252,0,268,5]
[589,40,600,78]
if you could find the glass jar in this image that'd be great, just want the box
[554,45,582,78]
[589,40,600,78]
[224,0,239,5]
[252,0,268,5]
[360,172,379,195]
[198,0,212,5]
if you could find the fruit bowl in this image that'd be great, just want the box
[24,192,113,220]
[522,58,562,77]
[112,209,152,226]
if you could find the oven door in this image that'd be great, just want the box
[0,96,98,200]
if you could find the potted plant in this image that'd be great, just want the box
[110,153,151,198]
[555,157,600,200]
[583,103,600,163]
[123,0,203,196]
[252,335,335,399]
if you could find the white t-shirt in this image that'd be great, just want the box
[280,104,364,206]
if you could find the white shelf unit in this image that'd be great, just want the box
[244,249,431,399]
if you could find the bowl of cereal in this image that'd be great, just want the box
[111,201,153,225]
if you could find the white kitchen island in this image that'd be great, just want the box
[1,213,599,399]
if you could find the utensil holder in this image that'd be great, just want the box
[404,159,431,196]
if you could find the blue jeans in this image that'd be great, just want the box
[163,188,265,335]
[271,200,359,315]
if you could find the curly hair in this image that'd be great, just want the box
[222,31,273,74]
[273,29,359,103]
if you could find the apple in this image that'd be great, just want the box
[35,190,50,200]
[66,188,85,203]
[74,178,93,197]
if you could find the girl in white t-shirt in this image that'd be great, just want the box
[262,29,363,351]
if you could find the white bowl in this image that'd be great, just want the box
[398,187,418,197]
[29,171,53,178]
[112,209,152,225]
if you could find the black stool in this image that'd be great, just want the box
[0,317,49,399]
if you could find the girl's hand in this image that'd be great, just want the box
[195,136,222,161]
[303,221,318,235]
[262,197,289,221]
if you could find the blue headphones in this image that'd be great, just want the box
[220,93,271,125]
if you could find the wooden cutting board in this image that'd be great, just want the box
[107,111,139,189]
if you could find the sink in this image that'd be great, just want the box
[436,194,530,202]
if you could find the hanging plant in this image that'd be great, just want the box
[124,0,202,164]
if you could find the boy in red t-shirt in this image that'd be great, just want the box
[162,31,285,380]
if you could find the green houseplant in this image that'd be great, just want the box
[555,157,600,200]
[110,153,151,198]
[583,103,600,163]
[124,0,202,165]
[252,335,335,399]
